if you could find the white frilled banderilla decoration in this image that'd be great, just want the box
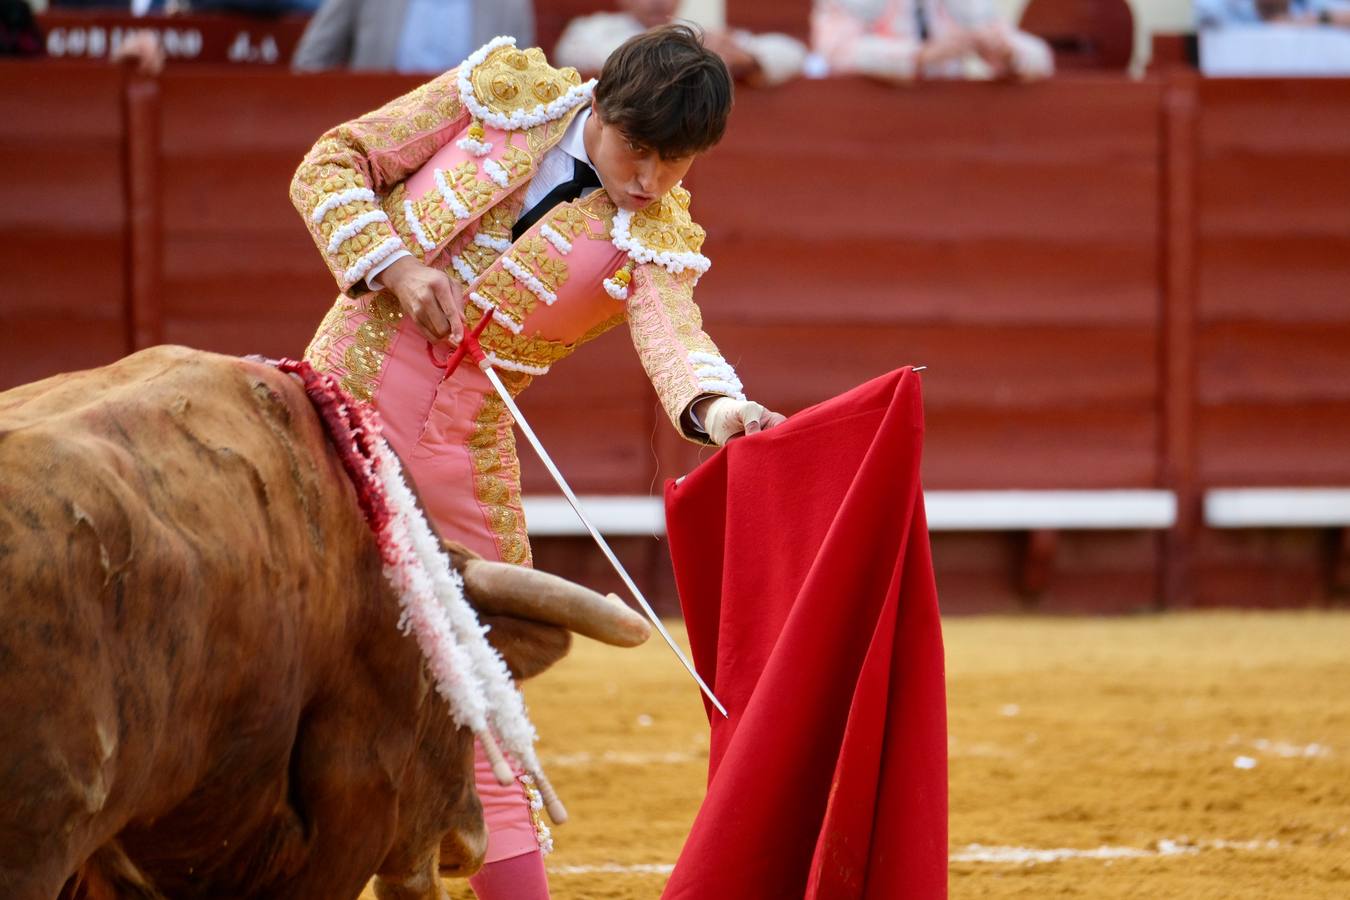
[431,313,731,718]
[274,358,569,826]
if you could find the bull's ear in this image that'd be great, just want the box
[480,616,572,681]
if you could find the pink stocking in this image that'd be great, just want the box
[468,849,550,900]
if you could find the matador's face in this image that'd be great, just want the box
[584,102,697,213]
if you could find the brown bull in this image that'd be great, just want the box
[0,346,649,900]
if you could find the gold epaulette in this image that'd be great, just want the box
[458,37,592,132]
[614,184,711,279]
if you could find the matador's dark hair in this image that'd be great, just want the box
[592,23,733,160]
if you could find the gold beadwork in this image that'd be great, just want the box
[470,44,582,126]
[627,265,721,435]
[533,78,562,102]
[467,394,532,567]
[491,75,520,102]
[462,302,625,377]
[628,184,706,256]
[303,292,404,404]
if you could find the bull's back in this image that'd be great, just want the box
[0,346,382,870]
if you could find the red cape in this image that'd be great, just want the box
[662,368,948,899]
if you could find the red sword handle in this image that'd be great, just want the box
[428,310,493,378]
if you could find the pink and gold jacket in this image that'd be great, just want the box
[291,36,746,440]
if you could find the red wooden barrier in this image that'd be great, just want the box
[0,63,128,388]
[2,64,1348,613]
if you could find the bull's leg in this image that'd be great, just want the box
[0,723,123,900]
[57,843,165,900]
[261,701,407,900]
[1,868,66,900]
[371,850,449,900]
[371,720,485,900]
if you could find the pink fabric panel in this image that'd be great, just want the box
[373,319,500,562]
[473,741,544,864]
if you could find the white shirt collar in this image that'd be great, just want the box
[560,106,594,168]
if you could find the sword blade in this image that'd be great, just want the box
[480,363,729,718]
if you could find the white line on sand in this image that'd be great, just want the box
[549,863,676,876]
[951,838,1281,864]
[541,750,701,767]
[548,839,1282,876]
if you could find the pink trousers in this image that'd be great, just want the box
[376,323,543,866]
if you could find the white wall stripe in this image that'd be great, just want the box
[521,491,1181,536]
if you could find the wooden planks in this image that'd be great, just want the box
[1194,79,1350,489]
[689,78,1165,490]
[0,62,128,388]
[152,71,423,359]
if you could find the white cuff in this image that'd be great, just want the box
[365,249,412,291]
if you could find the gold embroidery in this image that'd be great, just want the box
[332,226,395,275]
[512,236,549,270]
[500,145,534,181]
[461,240,501,275]
[462,303,625,376]
[533,79,562,103]
[448,161,496,212]
[467,393,532,566]
[316,197,382,244]
[304,297,352,370]
[339,293,404,403]
[629,185,706,255]
[491,75,521,102]
[627,265,719,436]
[470,44,582,124]
[572,189,619,238]
[475,268,536,331]
[407,193,454,248]
[535,256,569,293]
[479,204,515,241]
[302,293,405,404]
[385,183,423,260]
[548,206,588,240]
[290,68,468,286]
[525,106,583,157]
[436,95,462,120]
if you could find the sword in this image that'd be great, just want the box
[436,312,730,718]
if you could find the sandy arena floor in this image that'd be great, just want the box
[363,611,1350,899]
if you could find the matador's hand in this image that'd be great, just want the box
[701,397,788,446]
[381,257,465,343]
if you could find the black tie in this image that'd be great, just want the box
[512,157,602,241]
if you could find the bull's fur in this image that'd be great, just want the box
[0,346,612,899]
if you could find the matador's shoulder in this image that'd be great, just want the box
[615,184,711,279]
[458,36,593,132]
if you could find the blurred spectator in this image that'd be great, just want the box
[1196,0,1349,27]
[48,0,320,10]
[187,1,323,12]
[812,0,1054,81]
[292,0,533,72]
[554,0,807,85]
[1,0,42,56]
[111,25,164,71]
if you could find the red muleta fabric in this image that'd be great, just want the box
[662,367,948,900]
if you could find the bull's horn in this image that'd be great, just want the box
[461,559,651,648]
